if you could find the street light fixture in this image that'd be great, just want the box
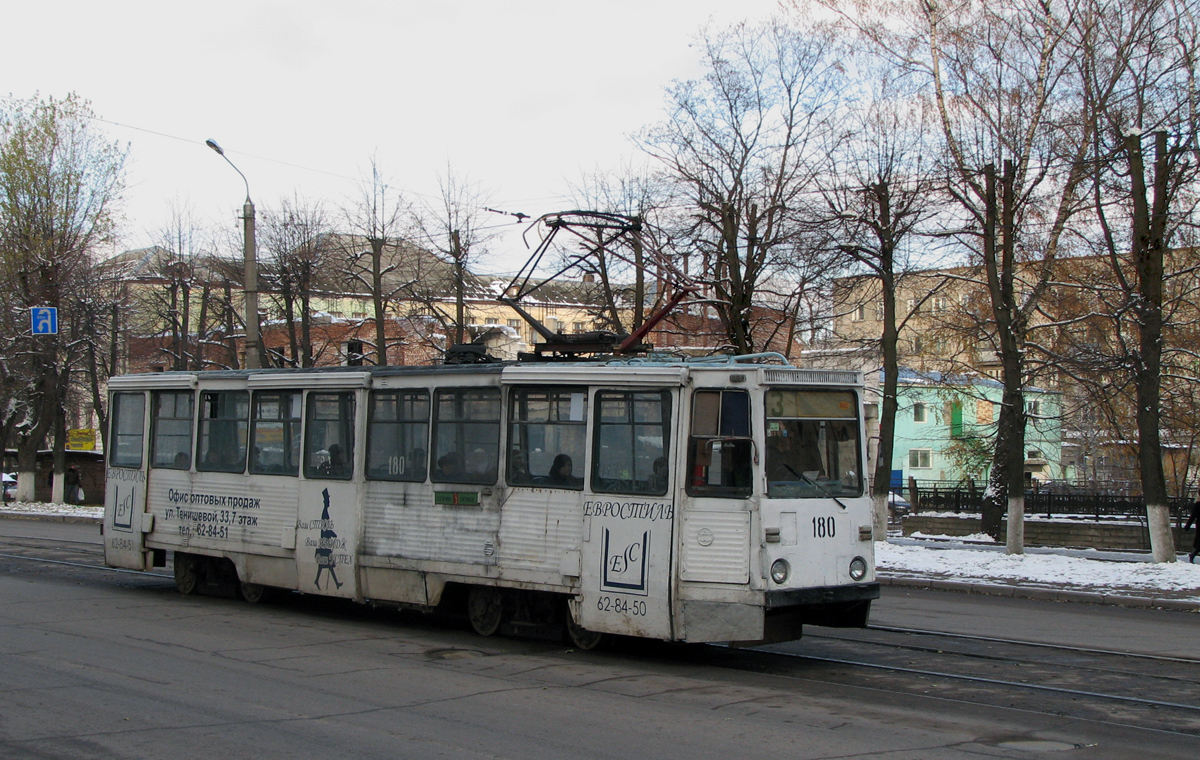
[205,138,261,370]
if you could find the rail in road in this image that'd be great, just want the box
[3,527,1198,748]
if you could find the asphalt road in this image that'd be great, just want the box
[1,518,1197,759]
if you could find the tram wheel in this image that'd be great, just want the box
[239,582,270,604]
[174,553,199,595]
[467,586,504,636]
[564,608,605,651]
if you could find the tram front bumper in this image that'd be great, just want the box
[764,582,881,610]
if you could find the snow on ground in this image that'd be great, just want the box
[879,539,1200,599]
[0,501,103,520]
[3,501,1198,600]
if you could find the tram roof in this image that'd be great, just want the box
[108,355,862,389]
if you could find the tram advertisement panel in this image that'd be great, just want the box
[579,498,673,639]
[296,481,359,599]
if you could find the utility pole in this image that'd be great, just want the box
[452,229,465,346]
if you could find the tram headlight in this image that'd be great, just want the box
[849,556,868,581]
[770,559,790,585]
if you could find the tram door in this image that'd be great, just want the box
[105,391,152,570]
[294,390,360,600]
[578,389,675,639]
[679,389,755,585]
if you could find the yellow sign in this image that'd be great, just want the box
[68,429,96,451]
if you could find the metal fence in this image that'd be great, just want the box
[903,480,1195,522]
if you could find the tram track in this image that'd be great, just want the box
[5,531,1199,737]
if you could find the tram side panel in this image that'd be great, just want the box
[145,470,301,590]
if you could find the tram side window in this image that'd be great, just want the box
[250,391,301,476]
[432,388,499,485]
[367,389,429,482]
[765,389,862,498]
[507,387,587,490]
[196,391,249,473]
[110,392,146,469]
[305,392,355,479]
[592,390,671,496]
[151,391,194,469]
[686,389,752,498]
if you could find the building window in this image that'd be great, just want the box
[346,339,364,366]
[485,317,498,325]
[913,402,927,423]
[909,448,932,469]
[851,304,866,322]
[1027,449,1043,460]
[573,322,585,333]
[1027,399,1041,416]
[507,319,521,330]
[976,399,994,424]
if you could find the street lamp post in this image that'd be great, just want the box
[205,138,261,370]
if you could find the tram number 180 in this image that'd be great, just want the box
[812,516,836,538]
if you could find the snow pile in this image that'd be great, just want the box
[0,501,103,519]
[878,541,1200,596]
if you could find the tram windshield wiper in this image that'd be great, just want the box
[784,464,848,510]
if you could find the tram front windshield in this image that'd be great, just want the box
[764,389,862,499]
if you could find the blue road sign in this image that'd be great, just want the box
[31,307,58,335]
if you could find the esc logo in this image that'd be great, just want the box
[31,307,58,335]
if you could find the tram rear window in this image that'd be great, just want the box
[432,388,499,485]
[151,391,193,469]
[592,390,671,496]
[367,390,429,482]
[507,387,587,490]
[110,392,145,469]
[196,391,249,473]
[305,392,355,479]
[250,391,301,476]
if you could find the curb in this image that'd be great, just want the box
[879,574,1200,612]
[0,511,102,525]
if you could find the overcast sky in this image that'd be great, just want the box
[4,0,785,273]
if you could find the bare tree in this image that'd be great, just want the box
[342,158,411,365]
[260,194,334,368]
[639,17,847,354]
[819,74,941,538]
[410,165,496,347]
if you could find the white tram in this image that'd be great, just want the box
[102,355,878,647]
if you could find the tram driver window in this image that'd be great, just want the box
[196,391,249,473]
[764,389,862,498]
[432,388,499,485]
[686,389,752,498]
[305,392,355,479]
[507,387,587,490]
[151,391,194,469]
[249,391,301,476]
[367,389,429,482]
[592,390,671,496]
